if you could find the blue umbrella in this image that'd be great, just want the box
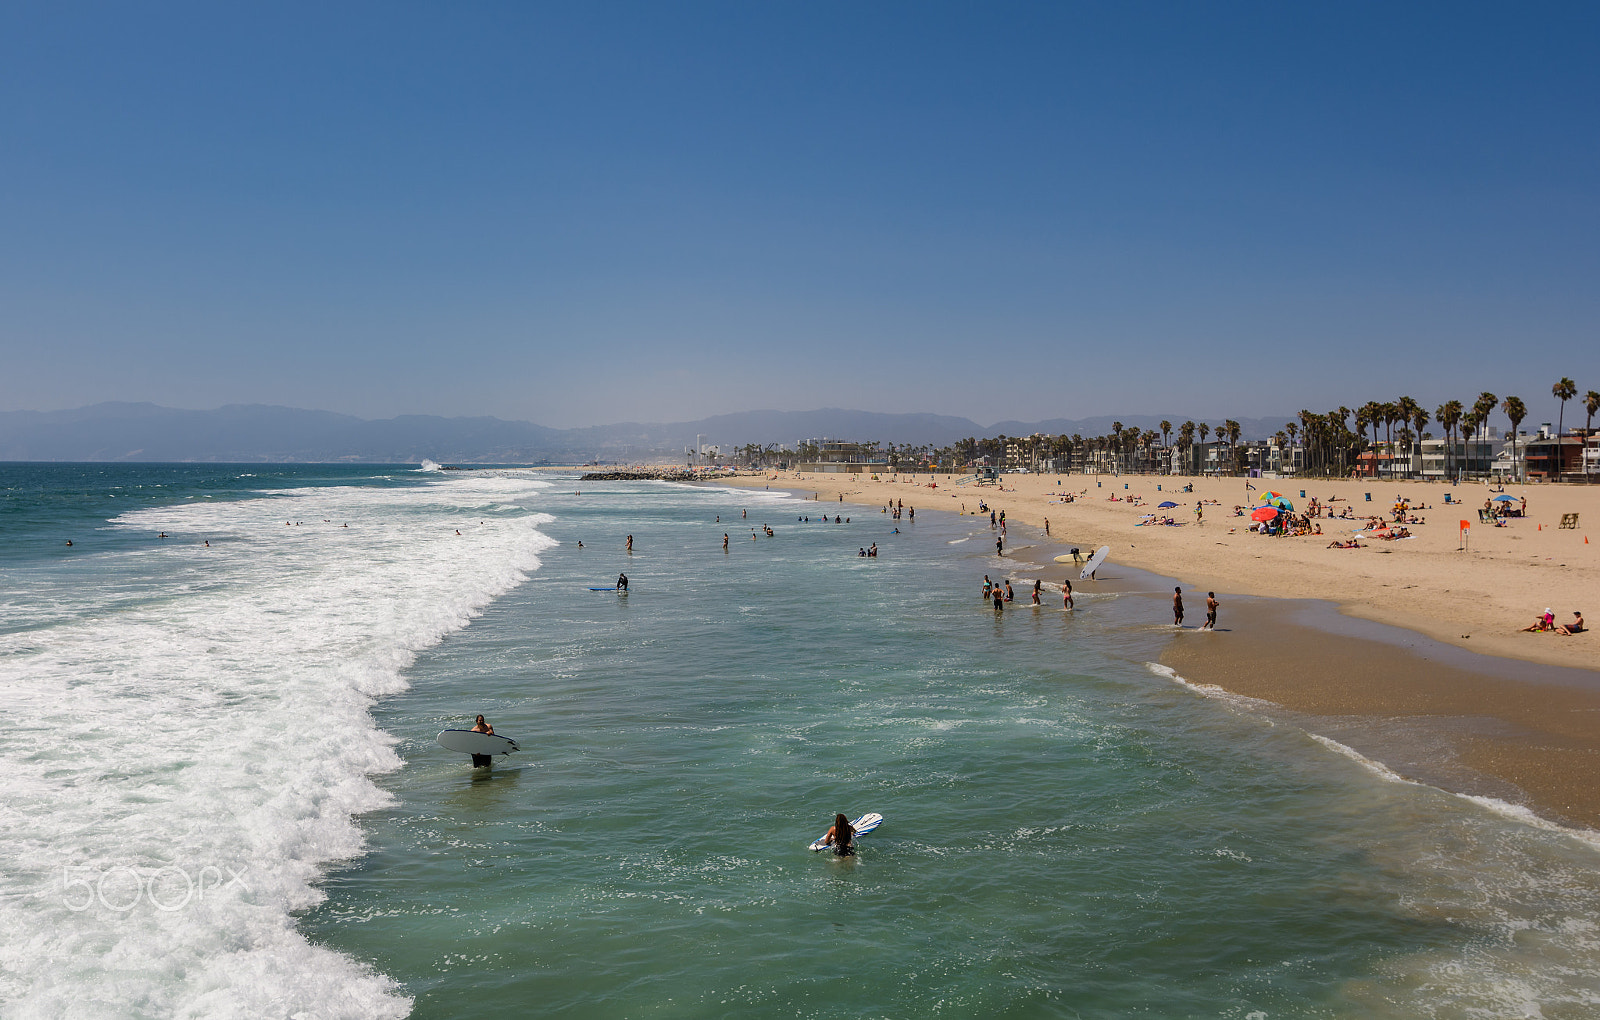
[1492,494,1517,502]
[1158,501,1179,508]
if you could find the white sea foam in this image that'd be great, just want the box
[0,472,555,1018]
[1143,662,1279,712]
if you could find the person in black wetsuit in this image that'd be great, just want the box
[617,573,628,591]
[822,813,854,856]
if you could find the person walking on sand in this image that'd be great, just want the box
[1173,586,1185,626]
[1202,592,1218,630]
[1194,502,1204,525]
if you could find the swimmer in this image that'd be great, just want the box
[821,813,854,856]
[723,533,730,549]
[626,535,633,552]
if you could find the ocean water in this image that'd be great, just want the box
[4,465,1600,1019]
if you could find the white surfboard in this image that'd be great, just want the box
[809,813,883,852]
[437,729,519,756]
[1080,545,1110,580]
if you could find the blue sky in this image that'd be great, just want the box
[2,2,1597,428]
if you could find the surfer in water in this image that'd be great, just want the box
[470,715,494,768]
[821,813,854,856]
[617,573,628,591]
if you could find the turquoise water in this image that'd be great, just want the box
[5,467,1600,1018]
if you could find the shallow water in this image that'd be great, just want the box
[5,467,1600,1018]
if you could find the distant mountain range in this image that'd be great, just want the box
[0,403,1300,463]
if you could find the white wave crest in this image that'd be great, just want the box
[0,473,556,1017]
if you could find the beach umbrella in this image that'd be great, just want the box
[1250,506,1280,522]
[1263,495,1295,512]
[1258,491,1285,502]
[1158,501,1179,508]
[1491,494,1517,502]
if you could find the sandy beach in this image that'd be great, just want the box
[718,468,1600,827]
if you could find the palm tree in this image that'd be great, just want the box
[1503,396,1527,483]
[1197,423,1210,474]
[1437,400,1463,482]
[1159,420,1173,472]
[1409,403,1429,479]
[1225,420,1241,475]
[1553,378,1577,479]
[1585,391,1600,483]
[1178,421,1196,474]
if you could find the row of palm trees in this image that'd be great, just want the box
[733,380,1600,480]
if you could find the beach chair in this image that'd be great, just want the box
[1478,508,1495,524]
[1443,493,1453,504]
[1559,513,1579,529]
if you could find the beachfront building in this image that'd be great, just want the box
[1417,436,1497,481]
[796,440,888,474]
[1523,432,1590,481]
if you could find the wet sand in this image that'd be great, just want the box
[1160,597,1600,829]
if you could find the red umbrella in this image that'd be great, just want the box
[1250,506,1280,522]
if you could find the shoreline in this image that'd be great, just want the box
[714,471,1600,831]
[719,469,1597,672]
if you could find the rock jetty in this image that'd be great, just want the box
[579,468,701,482]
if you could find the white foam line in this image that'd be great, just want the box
[0,472,559,1018]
